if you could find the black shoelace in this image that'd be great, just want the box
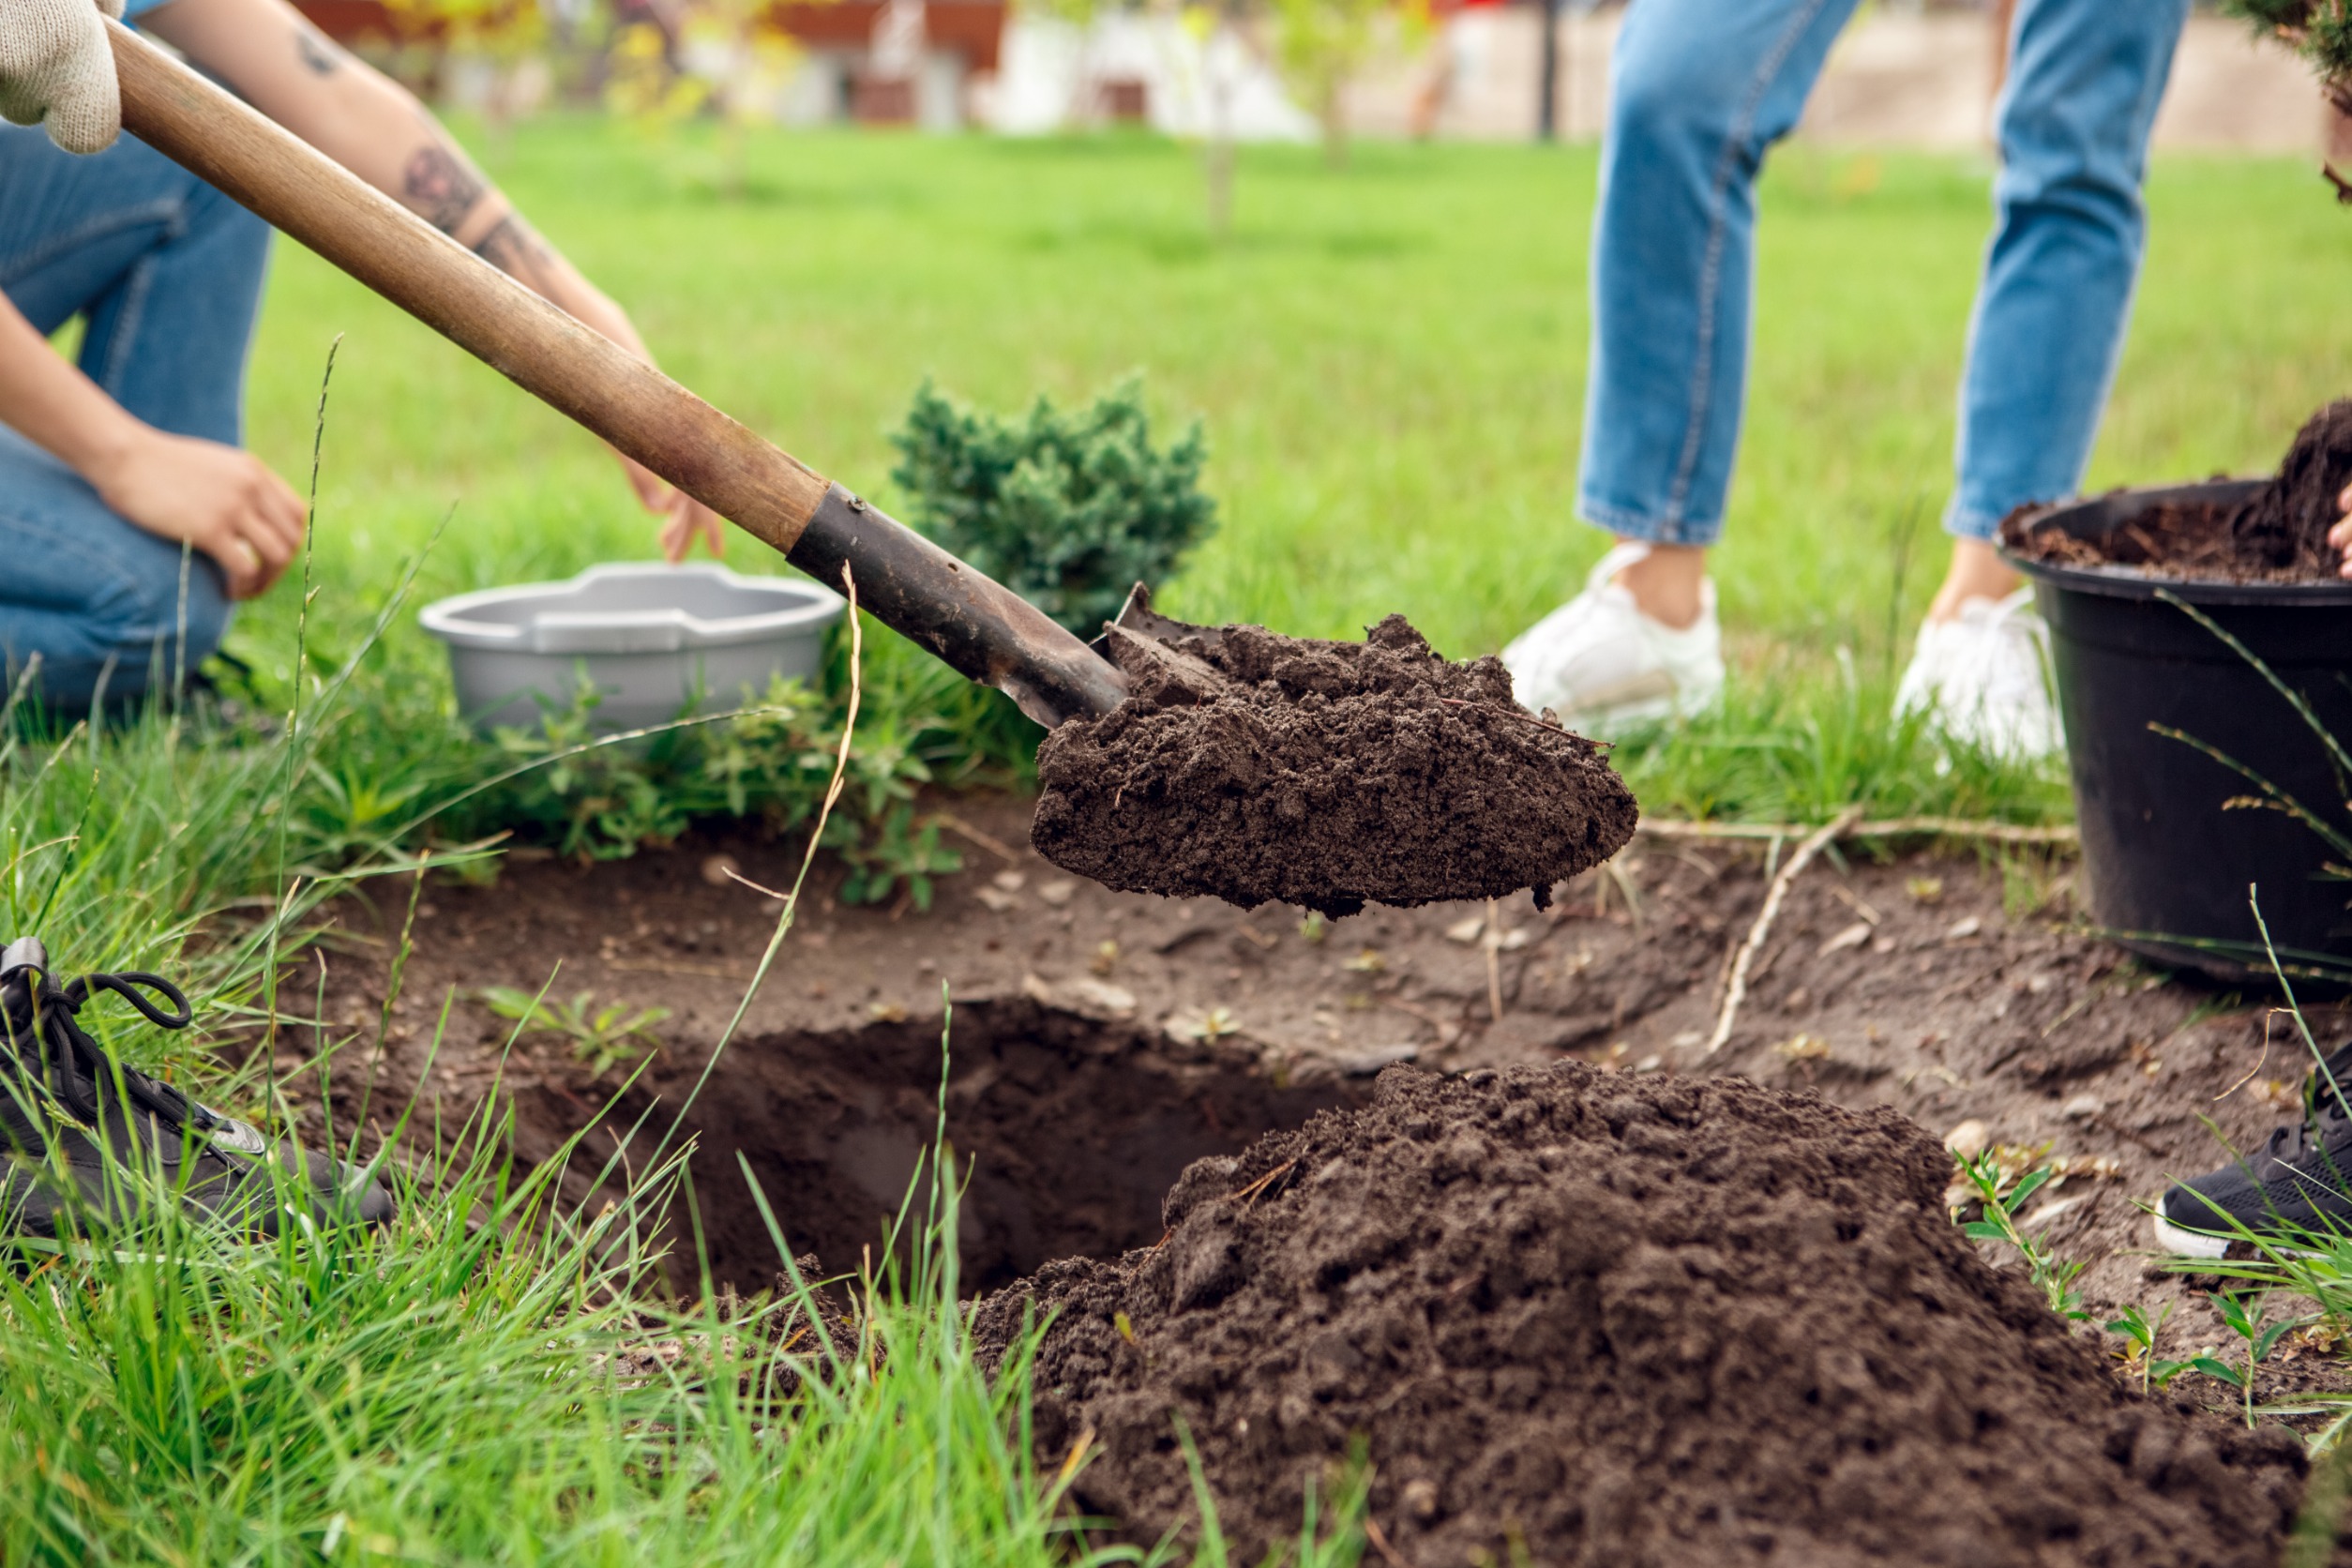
[0,936,215,1138]
[2269,1099,2352,1165]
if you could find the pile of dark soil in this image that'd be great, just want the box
[972,1062,2309,1567]
[2003,399,2352,582]
[1031,615,1638,918]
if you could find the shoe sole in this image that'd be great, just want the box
[2150,1211,2234,1259]
[2150,1209,2336,1261]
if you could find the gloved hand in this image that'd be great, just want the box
[0,0,123,155]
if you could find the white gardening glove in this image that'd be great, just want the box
[0,0,124,155]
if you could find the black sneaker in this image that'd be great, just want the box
[0,937,392,1241]
[2155,1042,2352,1259]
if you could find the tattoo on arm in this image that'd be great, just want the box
[401,146,489,235]
[294,24,341,75]
[472,212,560,292]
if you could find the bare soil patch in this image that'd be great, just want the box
[973,1061,2310,1566]
[289,796,2352,1559]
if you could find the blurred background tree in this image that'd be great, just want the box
[382,0,551,142]
[1266,0,1409,165]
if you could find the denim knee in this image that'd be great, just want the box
[50,549,231,703]
[0,431,234,705]
[1606,39,1752,168]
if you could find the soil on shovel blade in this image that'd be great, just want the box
[1031,614,1638,917]
[2002,399,2352,583]
[972,1063,2309,1568]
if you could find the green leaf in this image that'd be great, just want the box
[2254,1317,2303,1362]
[2190,1356,2248,1388]
[2006,1168,2054,1210]
[2209,1291,2257,1337]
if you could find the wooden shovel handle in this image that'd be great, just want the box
[107,16,830,553]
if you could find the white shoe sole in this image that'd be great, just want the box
[2150,1209,2332,1260]
[2150,1211,2233,1259]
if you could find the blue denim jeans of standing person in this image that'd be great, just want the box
[0,124,271,709]
[1576,0,2189,547]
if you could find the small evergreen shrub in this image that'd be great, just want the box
[888,377,1217,637]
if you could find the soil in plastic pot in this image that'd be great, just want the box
[2002,399,2352,583]
[973,1063,2309,1567]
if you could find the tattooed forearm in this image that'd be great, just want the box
[472,212,561,293]
[294,23,341,75]
[401,145,489,235]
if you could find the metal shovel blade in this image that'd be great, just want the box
[1089,585,1240,706]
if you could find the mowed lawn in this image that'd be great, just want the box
[238,123,2352,682]
[7,122,2349,1568]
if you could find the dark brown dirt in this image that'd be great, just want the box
[972,1062,2310,1568]
[611,999,1354,1291]
[2003,400,2352,583]
[283,799,2352,1536]
[1031,614,1638,917]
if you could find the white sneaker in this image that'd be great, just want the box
[1894,588,2063,762]
[1500,542,1726,732]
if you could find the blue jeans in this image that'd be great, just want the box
[1577,0,2188,546]
[0,126,270,708]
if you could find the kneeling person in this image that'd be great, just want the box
[0,0,725,711]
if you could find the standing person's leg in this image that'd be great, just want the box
[0,125,272,710]
[1506,0,1863,730]
[1897,0,2187,757]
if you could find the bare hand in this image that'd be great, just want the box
[564,292,728,564]
[616,448,728,565]
[92,427,306,599]
[2334,481,2352,580]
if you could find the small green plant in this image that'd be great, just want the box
[482,985,671,1073]
[1954,1147,2088,1320]
[833,804,963,912]
[449,671,985,898]
[2190,1289,2307,1428]
[2104,1302,2194,1395]
[888,377,1217,638]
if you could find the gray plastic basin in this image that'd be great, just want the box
[419,562,846,732]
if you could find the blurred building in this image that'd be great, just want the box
[295,0,2337,151]
[760,0,1006,128]
[1340,0,2334,154]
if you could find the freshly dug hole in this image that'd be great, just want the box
[1031,615,1637,918]
[612,1000,1358,1292]
[973,1062,2309,1567]
[2003,398,2352,583]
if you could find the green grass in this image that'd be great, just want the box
[8,125,2352,1562]
[229,125,2352,824]
[0,1005,1363,1566]
[238,127,2352,655]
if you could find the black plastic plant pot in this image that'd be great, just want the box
[2002,480,2352,988]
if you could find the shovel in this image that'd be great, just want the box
[104,18,1144,729]
[98,25,1640,920]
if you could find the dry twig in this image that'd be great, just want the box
[1704,805,1863,1056]
[1484,897,1504,1022]
[1363,1515,1413,1568]
[930,810,1021,864]
[1229,1158,1298,1212]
